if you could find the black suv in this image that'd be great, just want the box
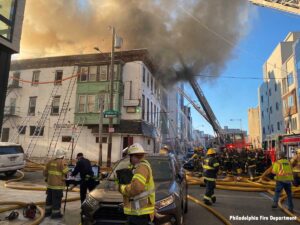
[82,154,188,225]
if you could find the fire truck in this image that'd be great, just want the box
[263,133,300,162]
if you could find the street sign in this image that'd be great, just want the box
[104,110,119,118]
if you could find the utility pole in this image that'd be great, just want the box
[107,26,116,168]
[98,96,104,167]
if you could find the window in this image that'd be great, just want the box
[87,95,96,113]
[109,64,119,80]
[151,77,153,91]
[271,124,274,133]
[96,137,108,143]
[11,72,20,87]
[269,89,271,96]
[261,111,264,119]
[28,97,37,116]
[154,105,156,125]
[89,66,97,82]
[62,136,72,142]
[260,95,263,103]
[276,102,279,111]
[288,95,294,107]
[0,0,16,40]
[99,65,108,81]
[287,73,294,87]
[142,67,146,83]
[292,118,297,130]
[147,98,149,122]
[151,102,153,124]
[148,139,151,145]
[80,67,88,82]
[78,95,86,113]
[51,96,60,115]
[270,106,272,114]
[18,126,26,135]
[263,127,265,135]
[274,83,277,92]
[32,71,40,86]
[30,126,44,136]
[142,95,145,120]
[54,70,63,85]
[147,72,150,87]
[277,122,280,131]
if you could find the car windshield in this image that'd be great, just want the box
[108,157,173,182]
[0,146,24,155]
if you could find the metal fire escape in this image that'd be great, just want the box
[250,0,300,15]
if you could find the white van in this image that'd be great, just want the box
[0,142,25,176]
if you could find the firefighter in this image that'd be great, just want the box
[44,149,69,219]
[202,148,219,205]
[223,148,233,176]
[159,145,170,155]
[189,146,204,176]
[246,148,257,181]
[71,153,97,203]
[271,151,294,213]
[119,143,155,225]
[290,148,300,187]
[256,148,266,175]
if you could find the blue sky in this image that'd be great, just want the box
[186,5,300,135]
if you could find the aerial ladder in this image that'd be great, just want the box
[249,0,300,15]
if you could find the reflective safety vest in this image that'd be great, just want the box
[272,159,293,182]
[44,158,69,190]
[121,159,155,217]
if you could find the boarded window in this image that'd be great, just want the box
[54,71,63,85]
[28,97,37,116]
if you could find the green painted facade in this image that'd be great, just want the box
[74,64,123,125]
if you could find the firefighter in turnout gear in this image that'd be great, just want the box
[159,145,170,155]
[271,151,294,212]
[119,143,155,225]
[190,146,205,176]
[246,148,257,181]
[290,148,300,186]
[256,148,266,175]
[203,148,219,205]
[43,149,69,219]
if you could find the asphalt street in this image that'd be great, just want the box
[0,171,299,225]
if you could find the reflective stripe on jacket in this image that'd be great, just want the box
[203,156,219,181]
[272,159,293,182]
[44,158,69,190]
[121,159,155,217]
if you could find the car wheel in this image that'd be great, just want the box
[5,171,16,177]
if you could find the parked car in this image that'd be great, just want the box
[0,142,25,176]
[82,154,188,225]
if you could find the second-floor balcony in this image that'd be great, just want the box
[4,106,20,116]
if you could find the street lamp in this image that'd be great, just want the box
[230,118,242,131]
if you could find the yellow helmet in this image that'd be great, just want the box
[194,147,198,151]
[296,148,300,154]
[128,143,146,155]
[207,148,216,155]
[198,146,204,151]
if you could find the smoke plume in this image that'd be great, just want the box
[19,0,250,84]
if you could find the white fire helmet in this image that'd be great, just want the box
[55,149,66,159]
[128,143,147,155]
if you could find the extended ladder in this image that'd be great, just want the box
[46,66,78,158]
[9,116,31,143]
[66,117,86,160]
[26,84,60,157]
